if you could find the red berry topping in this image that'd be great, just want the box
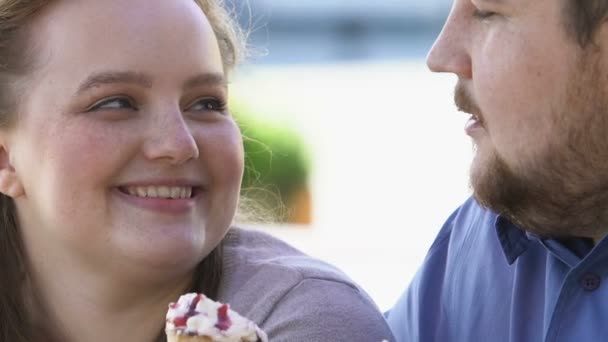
[188,294,202,315]
[173,316,188,327]
[171,294,204,328]
[215,304,232,331]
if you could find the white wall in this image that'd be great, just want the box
[231,61,473,310]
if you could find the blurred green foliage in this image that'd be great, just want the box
[231,101,311,222]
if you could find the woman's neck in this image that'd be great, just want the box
[27,261,193,342]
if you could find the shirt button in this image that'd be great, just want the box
[580,273,601,291]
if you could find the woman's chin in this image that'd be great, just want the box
[106,221,225,280]
[113,241,207,279]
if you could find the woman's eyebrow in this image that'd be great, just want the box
[76,71,153,94]
[183,72,227,90]
[75,71,227,95]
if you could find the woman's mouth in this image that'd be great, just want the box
[119,186,196,199]
[115,185,203,214]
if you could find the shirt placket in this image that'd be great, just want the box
[541,239,607,342]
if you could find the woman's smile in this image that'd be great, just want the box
[114,180,205,215]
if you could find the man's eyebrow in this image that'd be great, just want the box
[183,72,228,90]
[76,71,153,94]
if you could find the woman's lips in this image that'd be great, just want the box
[113,186,201,214]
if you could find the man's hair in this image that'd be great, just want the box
[567,0,608,46]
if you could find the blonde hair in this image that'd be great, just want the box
[0,1,245,341]
[194,0,246,71]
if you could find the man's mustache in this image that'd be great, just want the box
[454,83,483,122]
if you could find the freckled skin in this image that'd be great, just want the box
[8,0,244,282]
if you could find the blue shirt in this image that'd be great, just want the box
[387,197,608,342]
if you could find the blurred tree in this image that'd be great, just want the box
[231,101,312,225]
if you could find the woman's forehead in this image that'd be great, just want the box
[30,0,211,45]
[25,0,224,88]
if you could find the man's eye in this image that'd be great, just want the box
[88,97,136,111]
[473,9,497,19]
[188,97,227,112]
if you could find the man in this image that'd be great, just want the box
[387,0,608,341]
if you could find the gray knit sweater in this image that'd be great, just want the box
[217,227,395,342]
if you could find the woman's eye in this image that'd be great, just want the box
[473,9,497,19]
[88,97,136,111]
[188,97,227,113]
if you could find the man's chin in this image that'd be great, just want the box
[469,151,608,240]
[468,150,528,227]
[469,148,502,199]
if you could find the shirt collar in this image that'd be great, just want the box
[494,215,535,265]
[493,211,608,267]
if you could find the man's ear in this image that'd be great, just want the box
[0,143,24,198]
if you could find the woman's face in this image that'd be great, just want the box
[6,0,244,277]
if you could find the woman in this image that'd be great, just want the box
[0,0,394,341]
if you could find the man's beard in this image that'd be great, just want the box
[461,53,608,239]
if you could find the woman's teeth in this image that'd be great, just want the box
[124,186,192,199]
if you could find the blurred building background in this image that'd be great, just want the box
[228,0,473,311]
[238,0,451,64]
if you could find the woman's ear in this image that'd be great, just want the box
[0,143,24,198]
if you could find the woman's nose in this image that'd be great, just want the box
[142,109,199,165]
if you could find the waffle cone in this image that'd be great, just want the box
[166,331,214,342]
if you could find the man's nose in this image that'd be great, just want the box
[426,7,472,79]
[142,109,199,165]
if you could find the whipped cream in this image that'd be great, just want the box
[166,293,267,342]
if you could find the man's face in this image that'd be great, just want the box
[427,0,608,239]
